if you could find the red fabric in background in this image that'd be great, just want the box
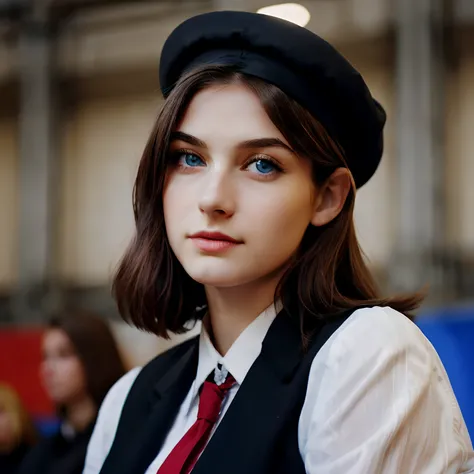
[0,328,54,417]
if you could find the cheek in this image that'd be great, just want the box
[249,185,313,237]
[63,359,86,386]
[46,358,86,390]
[163,177,183,224]
[243,187,314,264]
[163,176,195,240]
[56,360,87,402]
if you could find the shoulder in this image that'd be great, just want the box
[304,305,440,404]
[90,367,143,444]
[83,368,142,473]
[299,307,474,471]
[84,336,199,472]
[96,336,199,423]
[319,305,432,364]
[102,366,143,412]
[101,335,199,415]
[301,305,446,419]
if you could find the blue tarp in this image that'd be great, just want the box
[417,306,474,436]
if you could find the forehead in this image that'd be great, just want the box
[177,83,289,146]
[43,328,72,349]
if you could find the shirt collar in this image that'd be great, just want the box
[190,300,282,404]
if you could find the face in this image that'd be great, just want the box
[40,329,88,406]
[163,83,319,289]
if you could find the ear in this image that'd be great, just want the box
[311,168,352,227]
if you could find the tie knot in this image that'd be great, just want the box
[197,369,235,423]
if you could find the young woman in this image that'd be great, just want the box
[84,10,474,474]
[0,384,37,474]
[19,311,126,474]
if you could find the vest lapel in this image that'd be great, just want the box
[100,339,199,474]
[192,309,306,474]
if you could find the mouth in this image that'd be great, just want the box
[188,231,243,253]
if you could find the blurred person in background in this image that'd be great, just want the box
[19,311,126,474]
[0,383,37,473]
[84,11,474,474]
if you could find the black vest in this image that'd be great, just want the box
[99,309,352,474]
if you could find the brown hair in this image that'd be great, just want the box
[0,383,37,449]
[48,310,126,408]
[113,64,423,341]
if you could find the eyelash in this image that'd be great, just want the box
[169,149,203,168]
[169,149,284,177]
[245,155,284,176]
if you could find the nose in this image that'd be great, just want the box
[198,167,236,218]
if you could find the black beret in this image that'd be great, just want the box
[159,11,386,188]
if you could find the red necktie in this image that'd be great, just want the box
[156,370,236,474]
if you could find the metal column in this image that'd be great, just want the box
[13,0,59,322]
[391,0,447,299]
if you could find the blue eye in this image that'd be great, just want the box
[256,160,274,174]
[248,158,279,175]
[179,152,204,167]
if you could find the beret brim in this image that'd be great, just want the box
[159,11,386,188]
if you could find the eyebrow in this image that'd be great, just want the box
[170,131,295,154]
[171,131,206,148]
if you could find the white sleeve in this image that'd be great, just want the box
[299,306,474,474]
[83,367,142,474]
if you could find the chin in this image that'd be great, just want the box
[47,389,71,405]
[189,273,245,288]
[184,264,252,288]
[49,394,65,405]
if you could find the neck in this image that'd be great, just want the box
[65,395,96,433]
[205,270,284,355]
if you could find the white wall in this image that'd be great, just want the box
[446,44,474,252]
[352,55,395,268]
[57,92,161,284]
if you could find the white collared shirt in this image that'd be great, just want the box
[84,306,474,473]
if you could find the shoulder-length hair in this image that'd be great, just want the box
[113,64,423,341]
[48,310,126,408]
[0,383,37,448]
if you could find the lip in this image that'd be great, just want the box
[188,231,243,253]
[189,231,241,243]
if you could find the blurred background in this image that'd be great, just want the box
[0,0,473,445]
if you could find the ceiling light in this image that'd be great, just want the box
[257,3,311,27]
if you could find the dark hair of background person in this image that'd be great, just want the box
[48,310,127,408]
[113,64,424,344]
